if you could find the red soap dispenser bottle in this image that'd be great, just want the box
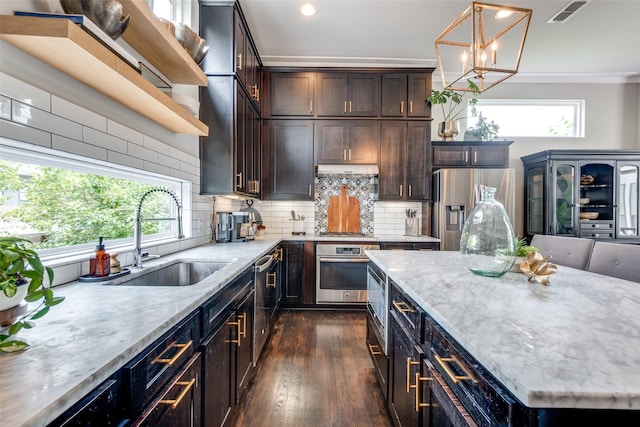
[89,237,111,277]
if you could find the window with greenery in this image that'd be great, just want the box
[0,142,190,256]
[467,99,585,138]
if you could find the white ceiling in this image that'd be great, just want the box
[239,0,640,84]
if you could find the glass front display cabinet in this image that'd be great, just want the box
[521,150,640,242]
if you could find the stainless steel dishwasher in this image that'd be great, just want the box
[253,253,274,364]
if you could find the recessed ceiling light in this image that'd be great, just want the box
[300,3,317,16]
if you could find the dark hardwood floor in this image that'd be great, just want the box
[232,310,392,427]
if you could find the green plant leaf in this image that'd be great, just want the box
[22,320,36,329]
[46,296,65,307]
[8,321,23,335]
[44,288,54,303]
[5,258,24,275]
[0,339,30,353]
[31,306,50,320]
[27,276,43,293]
[25,289,44,302]
[2,283,17,298]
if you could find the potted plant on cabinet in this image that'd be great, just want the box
[0,236,64,353]
[464,112,500,141]
[427,79,480,141]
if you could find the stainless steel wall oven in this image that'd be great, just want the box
[316,243,380,304]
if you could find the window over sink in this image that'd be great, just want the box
[0,138,191,259]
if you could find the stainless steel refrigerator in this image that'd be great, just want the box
[432,168,516,251]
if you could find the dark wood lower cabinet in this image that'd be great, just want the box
[281,241,315,306]
[389,312,426,427]
[235,290,255,401]
[131,353,202,427]
[202,312,235,427]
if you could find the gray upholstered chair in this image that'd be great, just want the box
[530,235,595,270]
[587,242,640,283]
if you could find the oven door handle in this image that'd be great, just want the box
[318,257,370,263]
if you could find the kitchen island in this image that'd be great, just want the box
[366,250,640,414]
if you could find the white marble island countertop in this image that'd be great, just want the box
[366,250,640,411]
[0,238,280,427]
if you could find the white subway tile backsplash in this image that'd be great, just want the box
[52,96,106,132]
[144,161,172,176]
[0,119,52,148]
[107,150,144,169]
[12,101,83,140]
[52,134,107,160]
[158,152,181,169]
[0,72,51,111]
[142,134,169,154]
[128,141,158,162]
[170,146,199,167]
[84,127,127,153]
[0,95,10,120]
[107,120,143,145]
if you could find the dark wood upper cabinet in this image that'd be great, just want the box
[270,72,315,116]
[381,73,431,118]
[266,120,315,200]
[316,73,380,117]
[432,141,512,169]
[314,120,379,164]
[379,121,431,200]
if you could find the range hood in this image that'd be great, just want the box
[315,164,379,175]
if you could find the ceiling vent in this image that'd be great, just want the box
[547,1,590,23]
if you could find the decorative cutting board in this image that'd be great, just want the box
[327,185,361,233]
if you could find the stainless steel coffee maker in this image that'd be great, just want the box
[215,212,233,243]
[231,211,251,242]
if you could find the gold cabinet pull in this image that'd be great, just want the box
[267,272,277,288]
[406,357,420,393]
[228,320,241,345]
[237,53,242,70]
[159,378,196,410]
[414,372,432,412]
[236,172,243,190]
[348,149,352,161]
[153,341,192,366]
[400,101,404,114]
[434,353,477,384]
[473,151,478,163]
[238,312,247,338]
[308,184,312,196]
[464,151,469,164]
[399,185,403,197]
[368,344,382,356]
[344,100,347,113]
[309,100,313,113]
[408,184,412,197]
[343,149,347,161]
[349,100,352,113]
[409,101,413,114]
[278,248,283,261]
[392,300,414,314]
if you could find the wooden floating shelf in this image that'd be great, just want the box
[0,15,208,136]
[120,0,207,86]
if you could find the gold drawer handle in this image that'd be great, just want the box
[368,344,382,356]
[414,372,432,412]
[434,353,477,384]
[267,272,277,288]
[228,319,241,345]
[406,357,420,393]
[392,300,414,314]
[159,378,196,409]
[238,312,247,338]
[153,341,192,366]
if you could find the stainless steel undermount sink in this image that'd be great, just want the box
[107,259,233,287]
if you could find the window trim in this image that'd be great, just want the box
[467,99,586,138]
[0,137,192,261]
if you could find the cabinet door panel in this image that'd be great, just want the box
[202,315,234,427]
[381,73,407,117]
[470,145,508,167]
[236,291,254,402]
[234,12,246,84]
[349,121,379,163]
[268,121,314,200]
[315,120,349,163]
[348,73,380,116]
[407,74,431,117]
[235,86,247,193]
[379,122,406,200]
[283,241,304,305]
[316,73,348,116]
[270,72,314,116]
[406,122,430,200]
[432,146,470,167]
[552,162,578,236]
[617,162,640,239]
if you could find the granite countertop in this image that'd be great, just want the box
[366,250,640,411]
[0,238,280,427]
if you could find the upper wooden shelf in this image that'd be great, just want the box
[120,0,207,86]
[0,15,208,136]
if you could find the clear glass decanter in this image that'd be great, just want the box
[459,186,517,277]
